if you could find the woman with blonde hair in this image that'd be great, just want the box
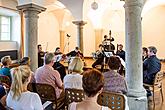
[6,65,43,110]
[64,56,84,89]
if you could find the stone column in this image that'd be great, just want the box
[59,30,65,53]
[17,3,46,72]
[94,29,103,51]
[72,21,87,53]
[124,0,147,110]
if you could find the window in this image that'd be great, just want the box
[0,16,11,40]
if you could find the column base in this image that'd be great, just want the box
[127,87,147,97]
[128,96,148,110]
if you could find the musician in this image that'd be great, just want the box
[66,47,83,58]
[53,47,66,81]
[54,47,63,55]
[116,44,125,61]
[102,30,115,53]
[92,44,105,72]
[38,44,45,67]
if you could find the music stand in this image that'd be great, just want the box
[104,52,113,57]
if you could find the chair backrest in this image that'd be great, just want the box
[97,91,125,110]
[65,88,85,105]
[27,83,37,92]
[154,71,164,85]
[0,75,10,87]
[35,83,57,102]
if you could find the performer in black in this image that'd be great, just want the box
[38,44,45,67]
[66,47,83,58]
[53,47,66,81]
[92,44,105,72]
[102,30,115,54]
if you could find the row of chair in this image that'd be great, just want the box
[27,83,125,110]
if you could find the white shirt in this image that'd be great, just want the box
[64,73,83,89]
[7,91,43,110]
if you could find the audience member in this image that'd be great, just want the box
[143,46,161,97]
[143,46,161,85]
[142,47,148,61]
[38,44,45,67]
[6,65,43,110]
[35,52,63,99]
[0,56,12,81]
[69,69,111,110]
[103,56,127,94]
[19,57,35,82]
[64,57,84,89]
[116,44,125,61]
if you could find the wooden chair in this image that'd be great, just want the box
[65,88,85,107]
[0,75,11,87]
[143,71,164,108]
[34,83,64,110]
[97,91,125,110]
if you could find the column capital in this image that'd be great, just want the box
[72,21,87,26]
[17,3,46,13]
[124,1,143,8]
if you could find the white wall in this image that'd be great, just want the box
[0,41,18,51]
[38,12,60,52]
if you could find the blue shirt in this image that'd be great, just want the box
[0,67,11,81]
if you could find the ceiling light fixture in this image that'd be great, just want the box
[91,0,98,10]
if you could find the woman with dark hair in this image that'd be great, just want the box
[69,69,111,110]
[103,56,127,94]
[19,57,35,82]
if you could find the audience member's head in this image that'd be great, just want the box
[148,46,157,57]
[44,52,55,66]
[1,56,12,67]
[82,69,104,97]
[75,47,80,53]
[104,35,108,39]
[19,57,31,66]
[68,57,84,73]
[142,47,148,56]
[55,47,60,53]
[37,44,42,52]
[108,56,121,70]
[118,44,123,50]
[10,65,32,99]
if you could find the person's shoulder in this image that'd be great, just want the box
[102,106,111,110]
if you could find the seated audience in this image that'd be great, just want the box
[116,44,125,61]
[69,69,111,110]
[0,56,12,81]
[6,65,43,110]
[19,57,35,82]
[35,52,63,99]
[64,57,84,89]
[143,46,161,97]
[143,46,161,85]
[103,56,127,94]
[0,85,6,100]
[142,47,148,61]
